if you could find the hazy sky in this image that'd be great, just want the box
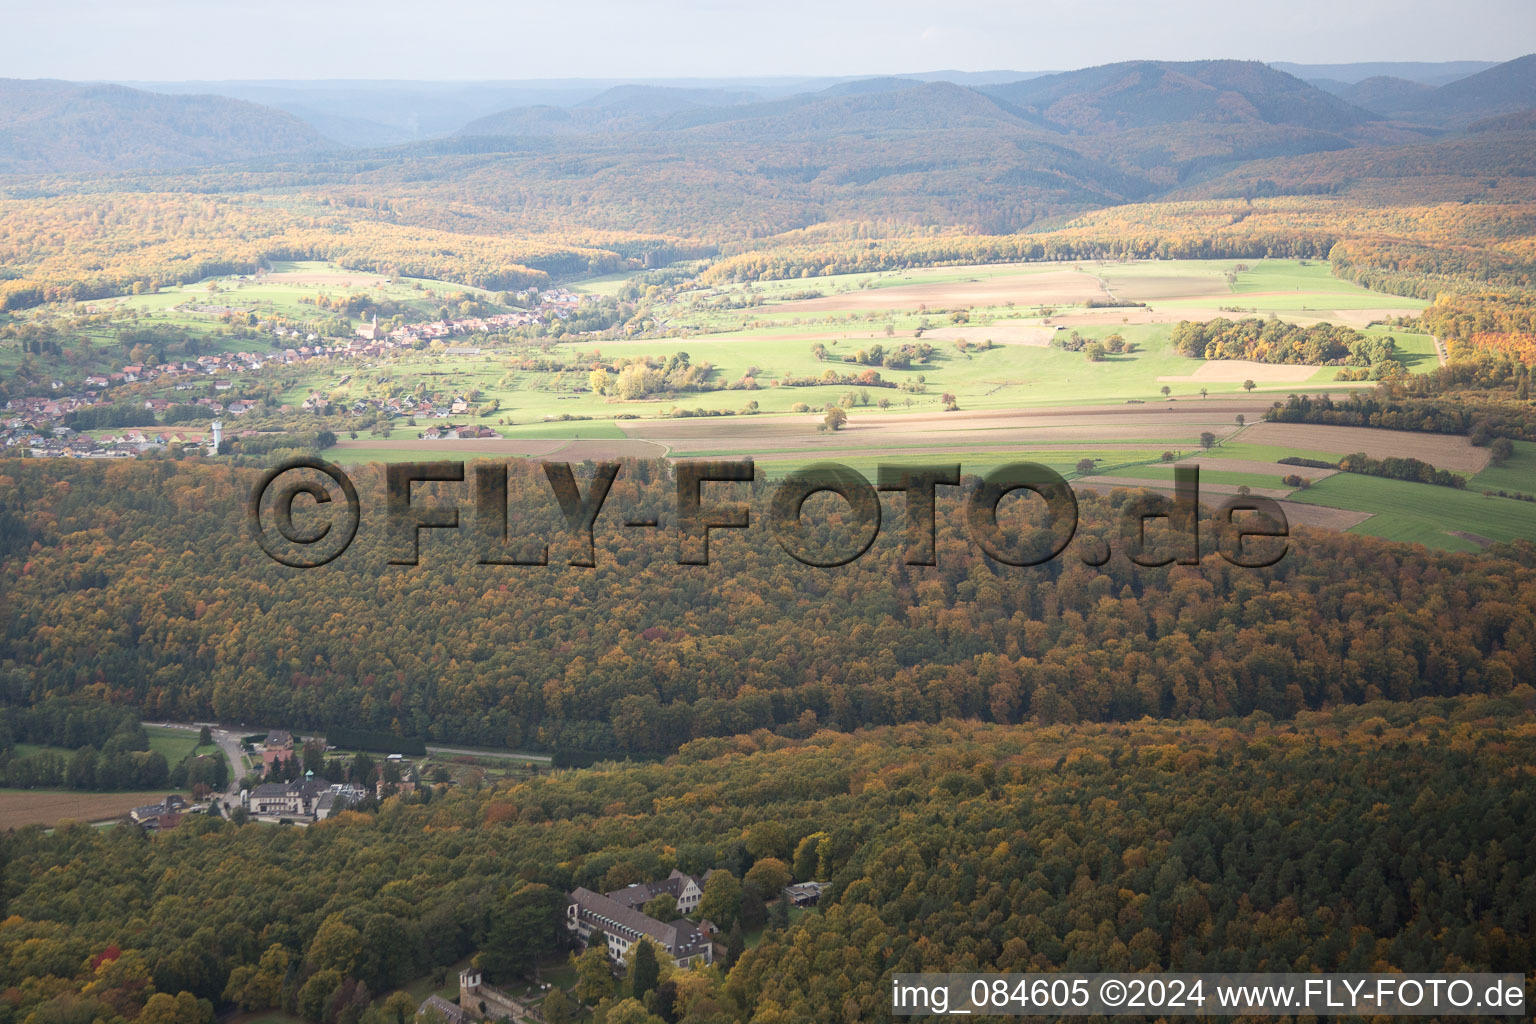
[8,0,1534,80]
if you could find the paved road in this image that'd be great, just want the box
[426,744,551,764]
[159,723,551,780]
[154,721,250,811]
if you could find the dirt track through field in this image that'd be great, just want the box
[1087,476,1295,499]
[1070,482,1374,532]
[743,442,1172,462]
[773,269,1107,312]
[1158,360,1319,383]
[332,438,669,459]
[589,330,893,347]
[920,323,1057,346]
[1175,456,1341,480]
[259,271,391,287]
[332,438,569,457]
[1044,305,1422,330]
[621,400,1275,454]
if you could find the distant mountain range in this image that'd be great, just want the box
[980,60,1372,133]
[0,56,1529,178]
[1302,55,1536,126]
[1273,60,1500,87]
[456,61,1383,142]
[448,59,1460,197]
[0,80,329,174]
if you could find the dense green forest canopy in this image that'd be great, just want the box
[0,702,1531,1024]
[0,57,1535,1024]
[0,699,173,791]
[1264,362,1536,442]
[1,459,1533,757]
[1170,318,1399,367]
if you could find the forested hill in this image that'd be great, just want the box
[5,56,1528,202]
[1,458,1532,757]
[448,63,1416,209]
[1344,53,1536,125]
[465,61,1378,139]
[1,704,1531,1024]
[0,59,1526,265]
[458,84,765,136]
[979,60,1374,133]
[0,80,333,174]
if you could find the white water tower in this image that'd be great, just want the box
[210,420,223,450]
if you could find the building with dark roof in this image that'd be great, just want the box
[415,995,475,1024]
[566,885,713,967]
[129,794,186,824]
[245,773,366,820]
[261,730,295,770]
[606,868,705,916]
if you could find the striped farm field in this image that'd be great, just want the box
[1240,422,1490,474]
[0,790,182,829]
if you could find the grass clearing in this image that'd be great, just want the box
[1287,473,1536,550]
[15,726,217,769]
[146,725,218,765]
[498,421,630,440]
[1199,441,1346,464]
[1106,464,1299,491]
[1470,440,1536,495]
[377,957,471,1009]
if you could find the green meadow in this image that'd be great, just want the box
[1470,439,1536,495]
[1096,464,1297,491]
[105,260,508,325]
[14,725,218,767]
[52,258,1434,434]
[1288,473,1536,551]
[29,253,1525,553]
[748,448,1177,480]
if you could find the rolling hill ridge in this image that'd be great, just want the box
[0,79,333,174]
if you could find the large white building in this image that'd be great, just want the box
[245,772,367,820]
[566,870,714,967]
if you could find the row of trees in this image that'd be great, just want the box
[0,701,176,790]
[1264,375,1536,442]
[702,219,1340,285]
[811,341,934,371]
[1337,452,1467,489]
[0,745,169,791]
[0,192,626,313]
[1170,318,1398,367]
[589,353,712,400]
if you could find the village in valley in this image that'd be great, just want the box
[2,278,594,458]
